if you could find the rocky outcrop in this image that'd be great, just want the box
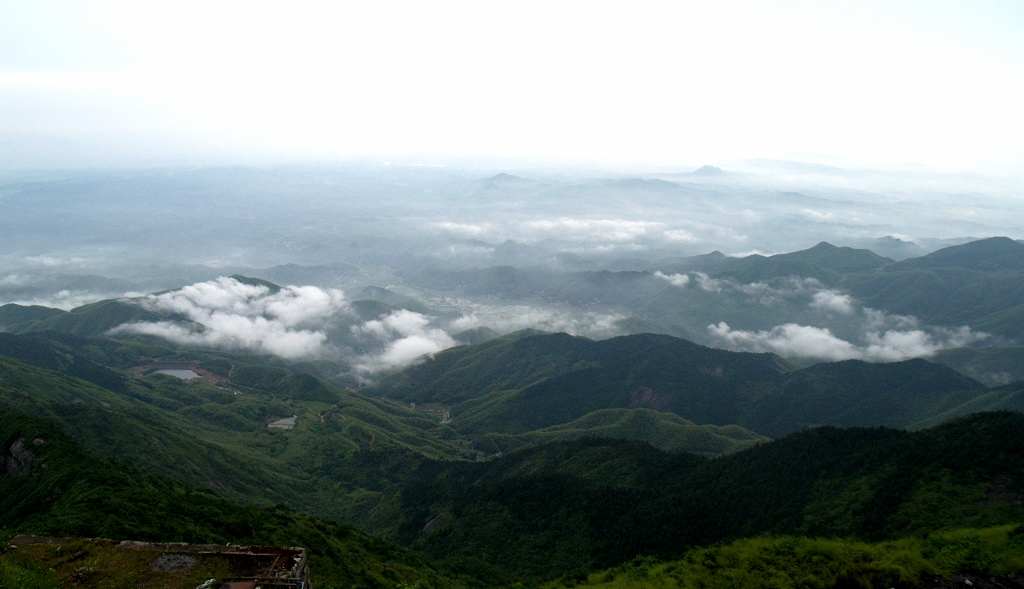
[4,437,37,477]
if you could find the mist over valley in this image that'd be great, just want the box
[4,3,1024,586]
[3,162,1021,386]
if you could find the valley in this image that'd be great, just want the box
[2,167,1024,588]
[6,2,1024,585]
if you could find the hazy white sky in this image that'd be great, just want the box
[2,1,1023,172]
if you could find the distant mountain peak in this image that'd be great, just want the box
[481,172,534,187]
[598,178,686,192]
[229,275,282,293]
[900,236,1024,271]
[877,235,913,244]
[489,172,522,181]
[808,241,839,251]
[760,242,889,276]
[690,165,726,176]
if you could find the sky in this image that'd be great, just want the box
[2,1,1024,173]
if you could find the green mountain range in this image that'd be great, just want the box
[372,331,990,438]
[3,242,1024,587]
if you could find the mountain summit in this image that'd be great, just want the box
[897,236,1024,272]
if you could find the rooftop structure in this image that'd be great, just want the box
[6,536,310,589]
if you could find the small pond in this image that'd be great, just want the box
[153,369,201,380]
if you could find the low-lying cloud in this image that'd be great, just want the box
[523,218,663,242]
[351,309,456,374]
[105,277,646,376]
[434,221,496,237]
[654,271,691,287]
[708,315,987,362]
[449,305,628,340]
[4,289,142,311]
[809,290,855,315]
[111,276,349,360]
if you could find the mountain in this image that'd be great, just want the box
[0,331,471,529]
[750,358,986,437]
[373,331,992,438]
[5,299,170,338]
[909,380,1024,429]
[228,273,282,293]
[720,242,891,285]
[2,312,1023,584]
[857,235,927,260]
[400,237,1024,350]
[842,238,1024,338]
[479,172,536,188]
[931,346,1024,386]
[393,412,1024,579]
[0,331,129,393]
[0,407,488,589]
[689,164,728,176]
[476,407,768,455]
[0,303,66,329]
[896,236,1024,272]
[771,241,891,273]
[598,178,689,193]
[356,285,433,313]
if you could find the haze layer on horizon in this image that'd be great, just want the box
[2,1,1023,175]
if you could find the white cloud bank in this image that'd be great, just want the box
[351,309,456,374]
[449,306,627,340]
[654,271,691,287]
[653,269,986,362]
[523,218,663,242]
[111,276,349,360]
[809,290,856,315]
[106,276,642,375]
[708,317,986,362]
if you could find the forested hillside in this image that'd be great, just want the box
[2,246,1024,587]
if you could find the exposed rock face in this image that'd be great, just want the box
[4,437,37,477]
[150,553,198,572]
[628,386,672,412]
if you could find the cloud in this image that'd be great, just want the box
[2,286,146,311]
[800,209,835,220]
[809,289,855,315]
[110,276,349,360]
[665,273,850,311]
[707,315,988,362]
[523,218,663,242]
[23,255,86,267]
[351,309,456,373]
[122,318,330,359]
[693,272,723,293]
[709,322,861,361]
[680,274,987,362]
[104,277,639,374]
[654,271,691,287]
[663,229,698,242]
[434,221,494,237]
[447,305,628,340]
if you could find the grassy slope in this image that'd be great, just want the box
[0,334,472,530]
[546,525,1024,589]
[0,408,490,589]
[477,408,767,455]
[2,331,1023,584]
